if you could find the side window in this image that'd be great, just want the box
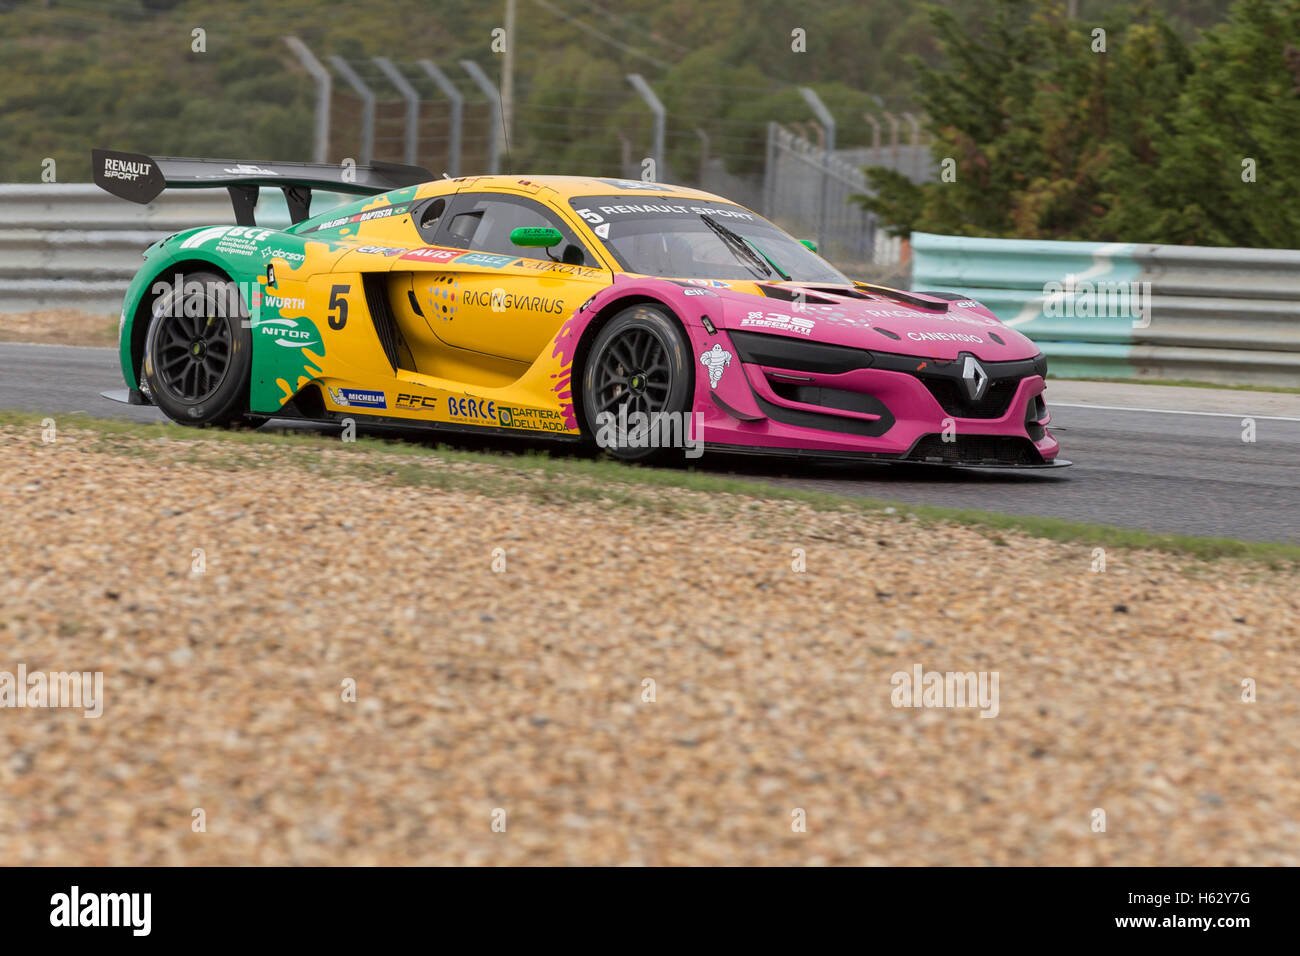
[434,194,593,266]
[414,197,448,240]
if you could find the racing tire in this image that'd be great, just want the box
[140,269,253,427]
[581,304,695,463]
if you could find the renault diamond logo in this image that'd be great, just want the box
[961,355,989,401]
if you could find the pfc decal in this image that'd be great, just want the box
[699,343,732,388]
[327,387,386,409]
[447,396,497,422]
[498,405,568,432]
[395,393,438,409]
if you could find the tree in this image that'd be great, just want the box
[856,0,1195,242]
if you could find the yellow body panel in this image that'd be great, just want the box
[262,175,731,435]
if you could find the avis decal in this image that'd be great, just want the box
[400,247,461,262]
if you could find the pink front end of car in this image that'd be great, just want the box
[577,276,1065,467]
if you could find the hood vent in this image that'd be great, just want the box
[756,284,839,305]
[853,282,950,312]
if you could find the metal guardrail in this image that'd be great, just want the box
[911,232,1300,388]
[0,185,350,315]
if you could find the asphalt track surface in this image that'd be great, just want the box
[2,342,1297,544]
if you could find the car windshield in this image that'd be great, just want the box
[569,195,849,283]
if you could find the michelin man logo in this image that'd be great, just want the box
[700,343,732,389]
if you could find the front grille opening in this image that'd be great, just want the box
[909,434,1043,466]
[1026,394,1047,441]
[768,380,886,417]
[920,376,1018,419]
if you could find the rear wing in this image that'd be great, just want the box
[91,148,435,226]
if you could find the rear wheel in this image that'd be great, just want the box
[581,304,694,462]
[140,269,253,427]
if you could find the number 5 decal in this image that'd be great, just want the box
[328,283,350,330]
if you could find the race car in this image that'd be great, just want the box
[92,148,1065,467]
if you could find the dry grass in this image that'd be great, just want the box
[1,422,1297,865]
[0,309,118,347]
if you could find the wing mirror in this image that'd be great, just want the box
[510,226,563,248]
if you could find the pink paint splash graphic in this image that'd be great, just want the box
[549,312,583,430]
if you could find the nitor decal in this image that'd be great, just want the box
[254,318,318,349]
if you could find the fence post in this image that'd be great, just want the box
[902,112,922,182]
[694,128,710,186]
[460,60,503,174]
[798,87,836,253]
[763,122,778,219]
[418,60,464,178]
[283,37,331,163]
[626,74,666,180]
[328,57,374,166]
[373,57,421,166]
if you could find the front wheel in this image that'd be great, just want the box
[581,304,694,462]
[140,269,253,427]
